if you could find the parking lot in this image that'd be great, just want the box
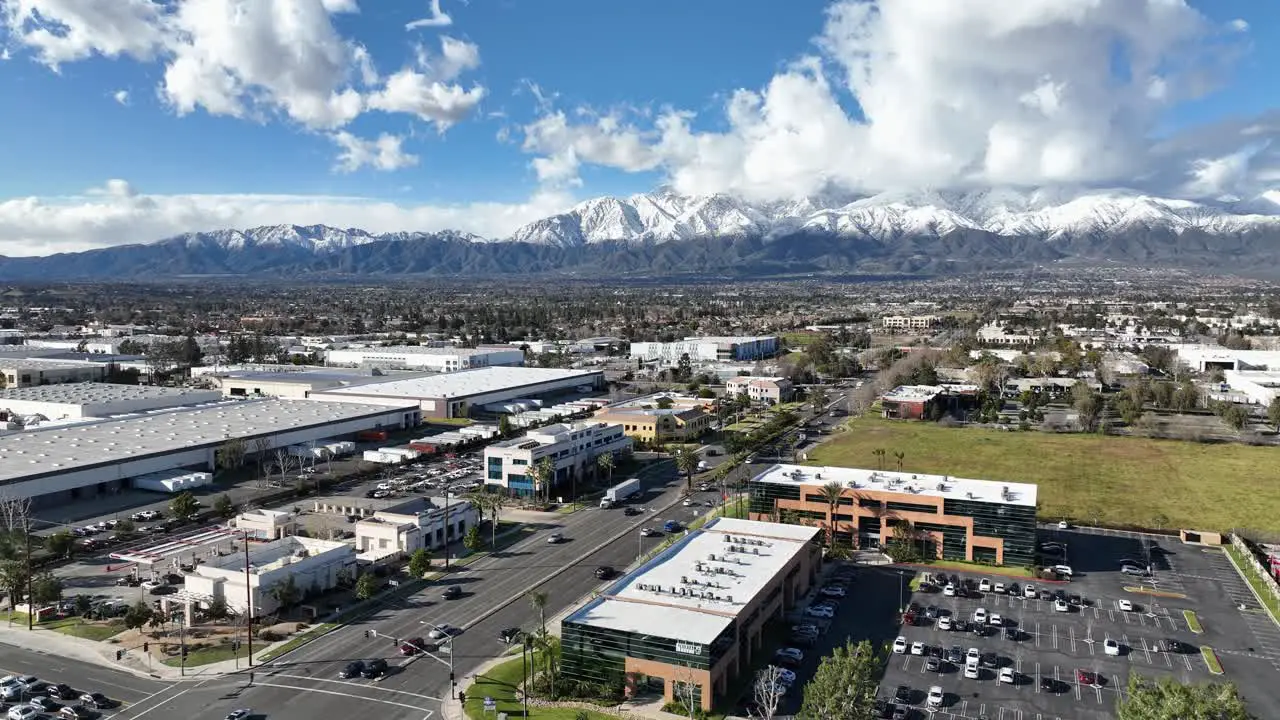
[750,526,1280,719]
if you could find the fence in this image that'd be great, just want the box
[1230,534,1280,619]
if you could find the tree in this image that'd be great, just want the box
[1173,380,1200,413]
[885,520,922,563]
[798,639,885,720]
[269,575,301,611]
[214,494,236,519]
[1116,675,1255,720]
[170,491,199,521]
[354,572,378,601]
[114,518,135,535]
[215,437,247,478]
[1269,396,1280,432]
[530,457,556,504]
[528,590,548,637]
[596,452,615,487]
[675,353,693,383]
[408,548,432,577]
[205,596,229,621]
[252,437,272,485]
[750,665,788,720]
[655,396,675,410]
[73,594,92,621]
[0,560,27,605]
[272,448,296,486]
[124,601,155,632]
[1222,404,1249,432]
[46,531,75,559]
[674,447,700,492]
[818,481,845,548]
[463,524,483,552]
[29,572,62,605]
[1073,382,1102,432]
[498,415,514,438]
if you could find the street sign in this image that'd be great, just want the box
[483,697,496,713]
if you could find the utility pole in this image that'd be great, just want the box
[443,490,452,571]
[244,533,254,667]
[24,517,32,631]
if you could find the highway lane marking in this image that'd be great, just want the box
[267,672,441,700]
[252,680,437,711]
[86,675,167,696]
[116,684,201,720]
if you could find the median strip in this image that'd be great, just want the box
[1184,609,1204,634]
[1201,646,1224,675]
[1123,586,1188,599]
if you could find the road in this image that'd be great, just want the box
[111,457,735,720]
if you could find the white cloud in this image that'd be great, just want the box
[406,0,452,30]
[0,0,169,67]
[0,180,575,255]
[519,0,1263,202]
[331,131,420,173]
[113,89,130,105]
[367,36,485,130]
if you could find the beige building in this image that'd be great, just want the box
[724,376,794,405]
[354,497,477,562]
[593,406,712,443]
[232,509,297,541]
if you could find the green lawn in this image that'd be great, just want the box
[161,642,251,667]
[806,417,1280,532]
[922,559,1037,578]
[1224,543,1280,623]
[1184,610,1204,633]
[48,618,124,641]
[1201,646,1224,674]
[464,653,621,720]
[259,623,335,662]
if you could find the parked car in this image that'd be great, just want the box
[942,584,956,597]
[820,585,846,598]
[28,697,59,713]
[892,636,908,654]
[1118,599,1135,612]
[972,608,987,624]
[978,578,991,592]
[1023,584,1037,598]
[50,684,75,701]
[1104,638,1121,656]
[963,663,979,679]
[804,605,834,619]
[893,685,911,703]
[1040,676,1066,693]
[927,685,944,707]
[224,711,252,720]
[78,693,112,709]
[1160,638,1192,654]
[979,651,997,668]
[59,707,92,720]
[910,641,925,656]
[1077,669,1101,686]
[937,616,952,631]
[999,668,1016,684]
[774,648,804,665]
[946,646,963,664]
[8,706,38,720]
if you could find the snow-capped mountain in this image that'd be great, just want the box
[505,186,1280,246]
[174,224,483,253]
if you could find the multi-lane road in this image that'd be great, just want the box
[110,454,747,720]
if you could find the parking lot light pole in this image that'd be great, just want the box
[418,621,456,698]
[898,570,905,613]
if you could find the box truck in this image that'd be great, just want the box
[599,477,642,508]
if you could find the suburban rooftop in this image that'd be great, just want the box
[0,382,216,405]
[565,517,821,645]
[752,464,1038,507]
[317,366,600,400]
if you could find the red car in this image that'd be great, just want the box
[399,637,428,655]
[1076,669,1102,686]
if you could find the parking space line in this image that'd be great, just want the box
[1069,625,1076,653]
[1073,675,1082,700]
[1034,661,1041,693]
[1035,621,1041,648]
[1140,636,1152,664]
[1095,685,1104,704]
[1052,624,1059,650]
[1121,633,1135,664]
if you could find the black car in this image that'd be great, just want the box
[1003,627,1021,642]
[499,627,523,644]
[623,507,642,516]
[361,658,389,678]
[1069,593,1083,606]
[979,652,998,668]
[893,685,911,703]
[874,700,895,719]
[1039,589,1053,601]
[78,693,112,709]
[1040,677,1066,693]
[51,684,76,700]
[340,661,365,679]
[924,605,939,619]
[594,566,615,579]
[946,646,963,664]
[1007,582,1020,596]
[441,585,462,600]
[789,632,816,647]
[1161,638,1192,654]
[30,696,60,712]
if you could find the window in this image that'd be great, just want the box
[512,458,528,466]
[885,501,938,515]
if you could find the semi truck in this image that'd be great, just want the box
[599,477,642,508]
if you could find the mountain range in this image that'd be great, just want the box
[4,187,1280,280]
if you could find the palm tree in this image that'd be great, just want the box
[673,447,700,492]
[871,448,886,470]
[893,451,905,472]
[532,458,556,504]
[487,492,503,546]
[818,481,845,548]
[528,590,548,637]
[596,452,615,487]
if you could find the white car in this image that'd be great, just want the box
[978,578,992,592]
[682,498,695,507]
[1023,585,1037,598]
[1051,564,1074,576]
[999,668,1016,684]
[1054,599,1069,612]
[972,608,987,624]
[141,579,162,591]
[943,584,956,597]
[966,647,980,664]
[993,582,1005,594]
[774,648,804,663]
[804,605,834,619]
[989,614,1003,627]
[427,624,459,639]
[546,533,564,544]
[1104,638,1121,656]
[1058,520,1070,529]
[892,636,908,654]
[0,686,22,702]
[8,707,37,720]
[927,686,944,707]
[820,585,846,598]
[910,641,925,656]
[937,616,952,631]
[964,662,980,679]
[1118,599,1135,612]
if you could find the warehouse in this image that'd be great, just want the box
[324,345,525,371]
[310,366,604,419]
[629,336,779,365]
[0,358,108,388]
[0,398,420,506]
[561,518,822,711]
[213,369,436,400]
[0,383,222,420]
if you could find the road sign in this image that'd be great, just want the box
[483,697,496,713]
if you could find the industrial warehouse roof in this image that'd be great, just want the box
[0,357,99,370]
[332,345,517,356]
[316,366,600,400]
[0,398,416,484]
[0,382,215,406]
[752,464,1038,508]
[565,518,821,645]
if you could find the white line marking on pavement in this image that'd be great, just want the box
[118,686,198,720]
[267,672,442,700]
[252,681,436,711]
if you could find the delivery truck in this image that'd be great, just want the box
[599,477,642,508]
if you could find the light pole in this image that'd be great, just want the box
[417,621,457,699]
[897,570,905,613]
[443,489,452,571]
[637,530,643,561]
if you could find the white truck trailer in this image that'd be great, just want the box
[599,477,642,508]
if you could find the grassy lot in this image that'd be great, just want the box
[922,559,1037,578]
[1200,646,1224,674]
[464,653,621,720]
[259,623,335,662]
[162,642,251,667]
[806,417,1280,532]
[1184,610,1204,633]
[47,617,124,641]
[783,331,825,346]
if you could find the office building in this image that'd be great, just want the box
[724,376,794,405]
[630,336,779,365]
[881,315,940,332]
[746,464,1037,566]
[0,358,107,388]
[483,421,630,497]
[592,406,712,443]
[184,535,355,617]
[561,518,823,711]
[354,496,477,562]
[324,345,524,371]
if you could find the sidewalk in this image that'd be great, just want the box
[0,620,277,681]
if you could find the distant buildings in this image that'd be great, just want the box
[976,322,1037,346]
[724,376,794,405]
[881,315,940,332]
[880,384,979,420]
[1221,370,1280,406]
[593,406,712,443]
[629,336,779,364]
[483,421,630,497]
[324,345,524,372]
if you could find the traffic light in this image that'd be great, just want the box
[458,692,466,705]
[364,629,371,638]
[115,650,123,661]
[391,637,398,646]
[143,642,149,652]
[181,647,189,659]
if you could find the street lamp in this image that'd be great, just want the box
[897,570,905,613]
[417,621,457,699]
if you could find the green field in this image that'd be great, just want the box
[805,418,1280,533]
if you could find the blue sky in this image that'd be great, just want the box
[0,0,1276,252]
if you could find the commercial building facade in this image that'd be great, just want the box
[483,421,630,497]
[0,359,107,388]
[592,407,712,443]
[354,497,477,562]
[183,536,355,617]
[746,464,1037,566]
[561,518,823,711]
[324,345,524,371]
[630,336,779,365]
[724,376,794,405]
[881,315,940,332]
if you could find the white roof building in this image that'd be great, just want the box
[750,463,1038,508]
[324,345,524,372]
[0,383,222,420]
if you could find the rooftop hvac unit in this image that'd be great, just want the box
[669,586,676,594]
[723,534,731,542]
[726,595,733,603]
[752,547,759,554]
[681,576,688,584]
